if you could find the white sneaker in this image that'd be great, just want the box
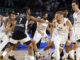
[62,54,68,60]
[35,52,44,58]
[51,53,56,58]
[25,54,29,60]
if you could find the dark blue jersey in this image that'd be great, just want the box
[14,13,27,33]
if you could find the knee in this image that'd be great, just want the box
[50,44,53,48]
[48,42,54,48]
[31,40,35,44]
[28,44,33,49]
[66,40,71,47]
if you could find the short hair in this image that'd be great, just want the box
[8,10,15,15]
[23,7,30,13]
[55,11,64,15]
[42,12,48,17]
[72,1,79,5]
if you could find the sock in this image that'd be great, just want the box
[2,51,7,57]
[35,52,40,56]
[76,48,80,60]
[62,50,68,59]
[9,50,14,56]
[29,56,34,60]
[40,49,44,52]
[69,50,75,59]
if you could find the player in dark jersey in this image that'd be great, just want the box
[0,8,50,60]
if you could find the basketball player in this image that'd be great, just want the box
[0,15,8,57]
[33,12,50,48]
[0,11,17,60]
[50,11,72,60]
[69,1,80,60]
[60,9,74,60]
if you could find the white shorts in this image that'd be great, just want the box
[0,32,8,51]
[9,33,30,44]
[71,24,80,42]
[33,31,48,44]
[51,33,68,45]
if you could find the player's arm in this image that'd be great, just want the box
[49,22,55,38]
[66,19,72,39]
[29,16,50,24]
[5,22,11,34]
[5,21,16,34]
[46,25,50,33]
[0,15,3,25]
[10,21,16,31]
[4,18,9,27]
[66,19,72,29]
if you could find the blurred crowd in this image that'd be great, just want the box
[0,0,79,11]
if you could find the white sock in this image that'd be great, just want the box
[29,56,34,60]
[35,52,40,57]
[62,50,68,59]
[2,51,7,57]
[40,49,44,52]
[69,50,75,59]
[76,48,80,60]
[9,50,14,56]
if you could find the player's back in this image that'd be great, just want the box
[14,13,27,33]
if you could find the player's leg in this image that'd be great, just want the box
[53,35,61,60]
[44,42,54,51]
[24,40,35,60]
[62,40,72,59]
[28,33,40,53]
[1,38,18,60]
[23,35,40,60]
[75,40,80,60]
[32,32,43,55]
[31,40,39,52]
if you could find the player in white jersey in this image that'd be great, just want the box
[69,1,80,60]
[59,10,74,60]
[0,15,8,55]
[33,12,50,46]
[50,11,72,60]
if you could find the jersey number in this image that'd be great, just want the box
[19,18,22,24]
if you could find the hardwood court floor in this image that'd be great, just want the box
[4,50,53,60]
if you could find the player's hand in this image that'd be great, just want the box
[76,22,80,24]
[46,21,50,25]
[37,16,41,19]
[62,28,66,32]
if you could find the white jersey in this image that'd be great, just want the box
[73,10,80,24]
[0,19,5,32]
[53,18,69,35]
[3,16,9,22]
[33,20,48,43]
[36,20,48,33]
[71,10,80,42]
[51,18,69,46]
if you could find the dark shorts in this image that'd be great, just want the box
[77,39,80,42]
[12,30,27,40]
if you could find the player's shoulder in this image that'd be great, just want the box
[46,20,48,22]
[73,12,76,16]
[64,17,68,21]
[19,13,27,18]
